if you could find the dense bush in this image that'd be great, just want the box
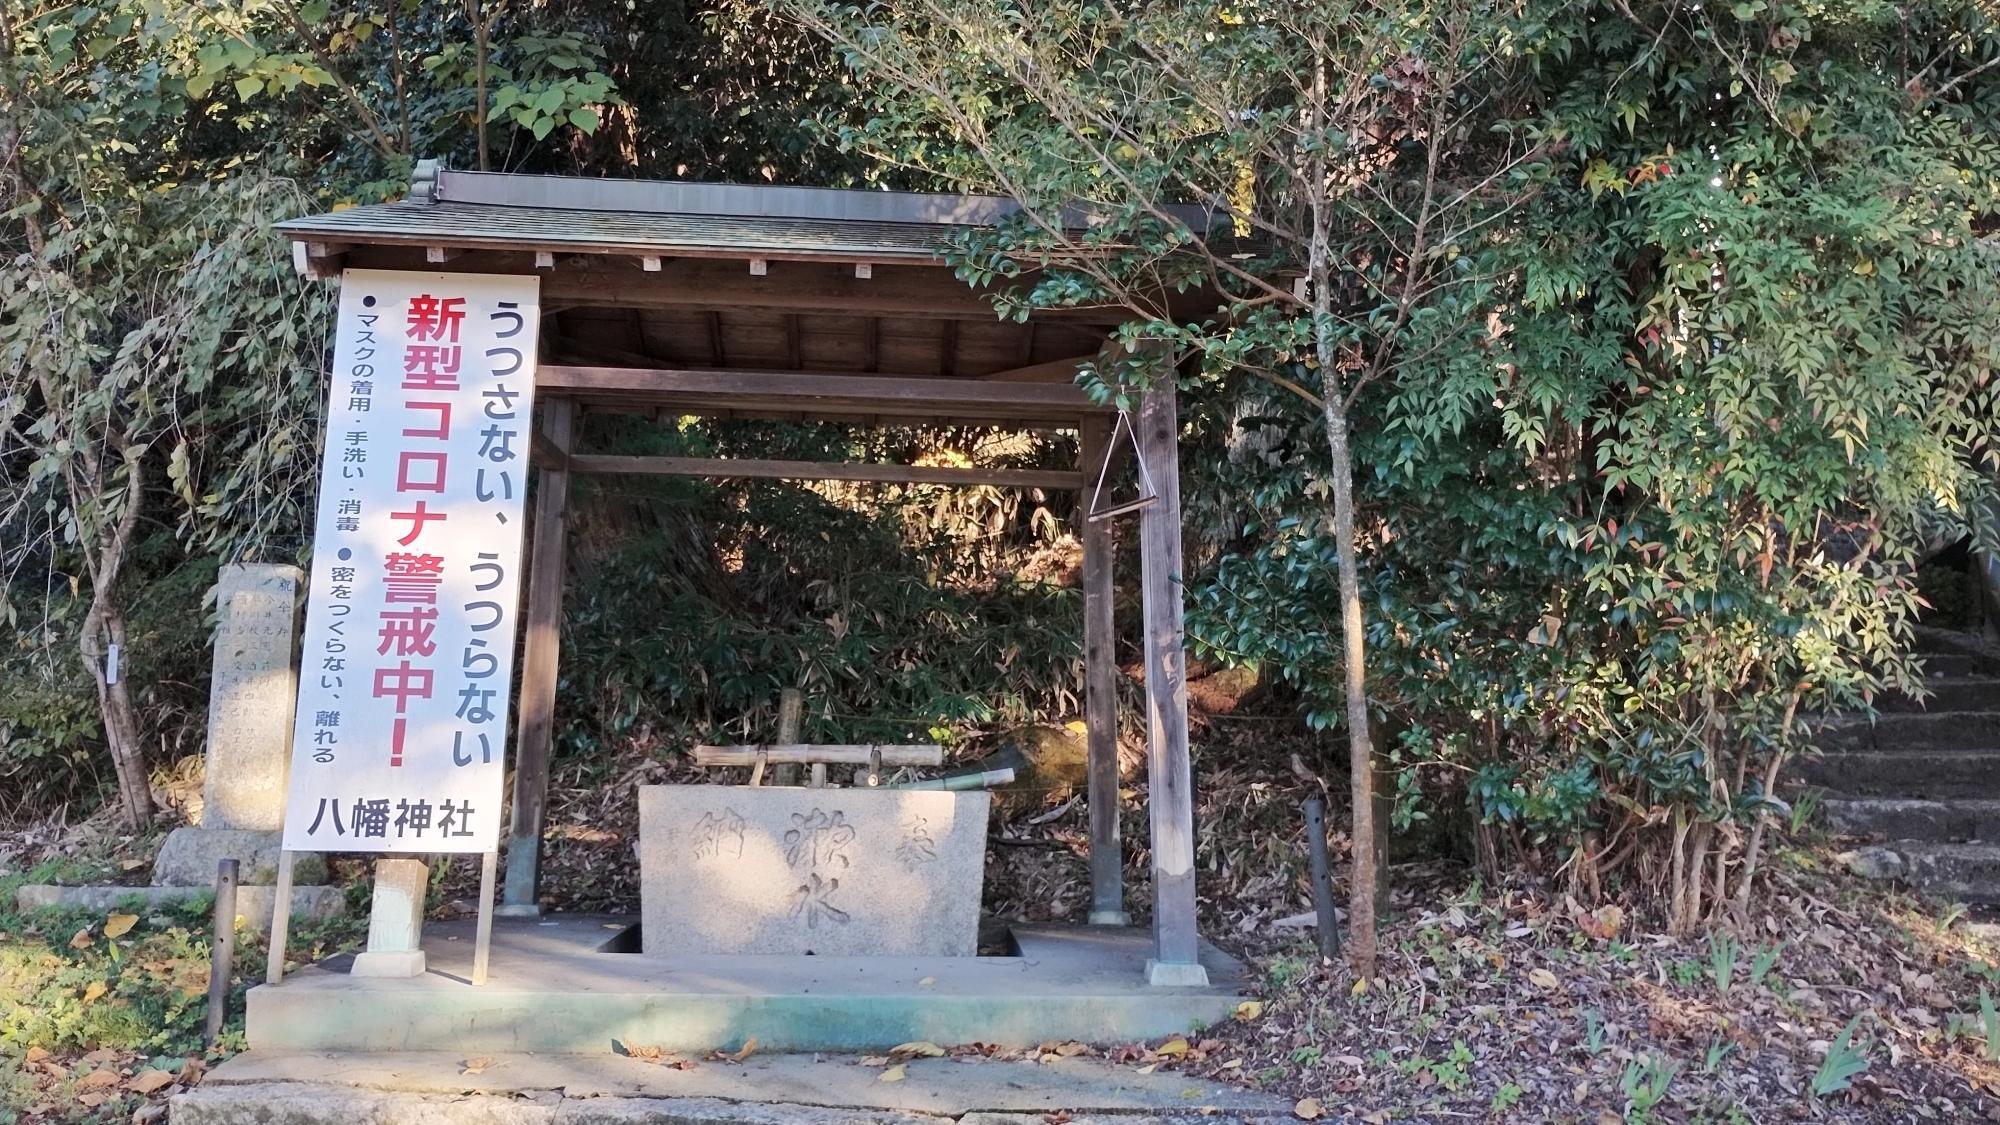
[792,0,2000,936]
[551,415,1090,757]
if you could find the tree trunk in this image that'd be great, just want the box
[1302,53,1380,982]
[81,603,152,828]
[76,453,153,829]
[1319,391,1378,977]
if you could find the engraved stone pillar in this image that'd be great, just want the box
[200,563,306,831]
[350,858,429,978]
[155,563,325,890]
[17,562,343,929]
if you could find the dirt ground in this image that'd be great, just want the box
[8,713,2000,1123]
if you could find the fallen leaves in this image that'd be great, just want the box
[889,1040,946,1060]
[127,1069,176,1095]
[74,1068,122,1092]
[612,1042,695,1069]
[460,1057,495,1076]
[1528,968,1561,991]
[1233,1000,1264,1021]
[1573,901,1624,942]
[1293,1096,1324,1119]
[81,980,107,1004]
[878,1063,907,1083]
[1155,1037,1190,1058]
[103,913,138,939]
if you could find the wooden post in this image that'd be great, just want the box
[1135,379,1207,986]
[472,849,498,985]
[1373,753,1394,921]
[1079,417,1128,926]
[1304,797,1341,960]
[774,687,804,787]
[205,859,239,1047]
[265,849,295,985]
[501,397,575,915]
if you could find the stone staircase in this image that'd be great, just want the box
[1805,628,2000,902]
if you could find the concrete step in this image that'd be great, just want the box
[1824,797,2000,842]
[1797,749,2000,799]
[250,917,1249,1054]
[1838,841,2000,904]
[1919,653,1989,679]
[1816,712,2000,752]
[176,1051,1294,1125]
[1881,678,2000,713]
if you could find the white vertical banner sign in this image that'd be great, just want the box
[283,269,540,853]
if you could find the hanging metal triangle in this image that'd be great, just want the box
[1086,408,1159,523]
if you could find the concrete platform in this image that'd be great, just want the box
[183,1050,1292,1122]
[248,916,1250,1054]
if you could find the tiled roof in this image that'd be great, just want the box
[274,167,1217,263]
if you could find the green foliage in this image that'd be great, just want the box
[1708,933,1739,996]
[1810,1014,1872,1099]
[1748,941,1785,991]
[1621,1052,1681,1121]
[0,863,365,1060]
[1979,986,1999,1063]
[0,900,222,1056]
[552,417,1084,756]
[785,0,2000,927]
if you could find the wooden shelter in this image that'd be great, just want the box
[277,163,1213,988]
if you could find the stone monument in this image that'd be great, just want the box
[639,786,989,957]
[15,563,342,930]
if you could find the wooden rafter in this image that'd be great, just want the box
[978,353,1097,384]
[568,454,1080,489]
[538,365,1110,425]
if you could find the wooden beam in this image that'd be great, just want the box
[501,398,574,915]
[640,256,663,272]
[772,686,804,787]
[290,242,333,280]
[980,353,1096,384]
[1079,417,1128,927]
[550,341,664,370]
[939,320,959,379]
[1135,376,1206,985]
[706,311,726,367]
[537,365,1110,423]
[854,263,872,279]
[530,430,569,469]
[535,250,556,270]
[336,245,1198,325]
[863,318,880,373]
[534,256,1125,322]
[567,454,1082,490]
[426,245,462,264]
[694,744,943,767]
[749,258,768,276]
[785,314,802,370]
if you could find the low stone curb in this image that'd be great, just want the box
[170,1084,1302,1125]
